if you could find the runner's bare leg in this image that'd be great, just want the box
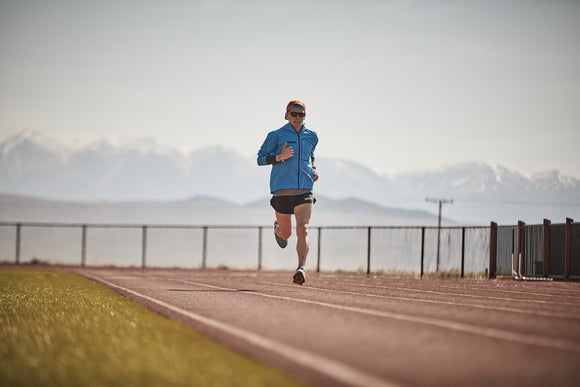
[274,211,292,241]
[293,203,313,268]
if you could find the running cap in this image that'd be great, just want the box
[286,100,306,112]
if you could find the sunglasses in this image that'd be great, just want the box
[289,112,306,117]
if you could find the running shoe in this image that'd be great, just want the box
[274,220,287,248]
[293,267,306,285]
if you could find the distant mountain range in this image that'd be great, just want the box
[1,130,579,225]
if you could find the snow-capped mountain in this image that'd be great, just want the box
[1,130,579,225]
[0,130,266,202]
[396,162,579,202]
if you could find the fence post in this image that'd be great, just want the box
[489,222,497,279]
[81,225,87,267]
[543,219,551,277]
[258,227,263,270]
[420,227,425,278]
[565,218,573,281]
[15,223,21,264]
[316,227,321,273]
[461,227,465,278]
[202,226,208,269]
[517,221,525,277]
[141,226,148,269]
[367,227,371,275]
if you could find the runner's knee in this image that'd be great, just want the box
[296,222,309,239]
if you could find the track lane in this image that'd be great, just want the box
[76,268,580,387]
[78,269,399,387]
[170,277,580,349]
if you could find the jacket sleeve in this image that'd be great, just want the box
[257,131,278,166]
[310,134,318,162]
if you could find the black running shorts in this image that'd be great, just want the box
[270,192,316,214]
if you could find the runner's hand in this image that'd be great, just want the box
[279,143,294,161]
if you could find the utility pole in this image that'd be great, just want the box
[426,197,454,272]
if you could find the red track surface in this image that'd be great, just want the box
[76,268,580,387]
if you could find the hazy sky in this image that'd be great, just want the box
[1,0,579,178]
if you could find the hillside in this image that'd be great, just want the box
[0,193,441,227]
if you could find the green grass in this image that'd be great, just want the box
[0,268,307,387]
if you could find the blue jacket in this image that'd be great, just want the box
[257,123,318,194]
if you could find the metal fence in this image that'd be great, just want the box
[491,218,580,280]
[0,222,490,277]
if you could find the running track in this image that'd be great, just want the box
[76,268,580,387]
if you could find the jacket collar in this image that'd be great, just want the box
[283,123,306,133]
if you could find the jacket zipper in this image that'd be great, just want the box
[296,129,301,188]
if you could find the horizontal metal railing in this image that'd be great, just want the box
[0,221,491,277]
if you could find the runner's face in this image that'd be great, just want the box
[287,109,305,126]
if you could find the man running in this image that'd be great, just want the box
[257,100,319,285]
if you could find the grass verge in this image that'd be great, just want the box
[0,268,307,387]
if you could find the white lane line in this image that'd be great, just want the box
[347,283,580,307]
[137,272,580,312]
[257,281,580,321]
[159,271,580,319]
[174,279,580,354]
[149,272,580,318]
[79,271,401,387]
[422,284,580,300]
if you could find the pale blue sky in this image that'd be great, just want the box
[1,0,579,178]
